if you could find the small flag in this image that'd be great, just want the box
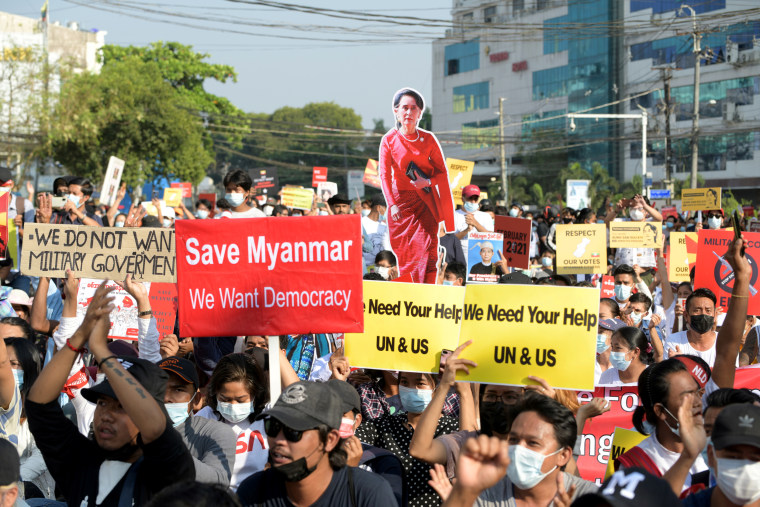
[41,1,48,22]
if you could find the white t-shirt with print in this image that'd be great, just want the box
[195,407,269,491]
[636,431,707,491]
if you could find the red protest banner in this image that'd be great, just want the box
[576,386,639,484]
[493,216,531,269]
[694,230,760,313]
[312,167,328,187]
[149,283,178,339]
[171,182,192,199]
[363,159,381,189]
[600,275,615,299]
[175,215,364,337]
[661,206,678,220]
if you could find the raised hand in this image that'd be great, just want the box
[453,435,510,496]
[525,375,555,399]
[160,334,179,359]
[63,269,80,300]
[677,393,706,460]
[36,193,52,224]
[428,463,453,501]
[552,471,577,507]
[114,274,148,301]
[440,340,477,389]
[577,397,611,419]
[329,346,351,381]
[80,281,116,345]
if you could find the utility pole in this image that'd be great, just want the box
[661,67,673,205]
[499,97,508,205]
[680,4,701,189]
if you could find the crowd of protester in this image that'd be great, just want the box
[0,165,758,507]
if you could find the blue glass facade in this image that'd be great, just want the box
[532,0,621,175]
[444,39,480,76]
[630,0,724,15]
[453,81,490,113]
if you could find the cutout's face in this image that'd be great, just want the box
[480,247,493,263]
[394,95,422,129]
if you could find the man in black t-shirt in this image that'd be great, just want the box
[237,381,394,506]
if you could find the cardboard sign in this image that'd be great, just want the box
[22,224,176,282]
[171,182,192,199]
[0,191,9,260]
[604,428,647,479]
[609,221,664,249]
[599,275,615,298]
[175,215,364,337]
[750,219,760,233]
[250,168,279,196]
[681,187,721,211]
[347,170,365,199]
[456,284,599,390]
[493,216,531,269]
[363,159,381,189]
[7,220,19,269]
[668,232,698,282]
[661,206,678,220]
[566,180,590,210]
[149,283,178,339]
[198,193,217,217]
[163,188,183,208]
[694,229,760,313]
[555,224,607,274]
[77,279,149,341]
[466,231,503,284]
[312,166,328,187]
[446,158,475,205]
[344,281,464,373]
[280,187,314,210]
[100,156,125,207]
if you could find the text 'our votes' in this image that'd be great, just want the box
[183,235,354,270]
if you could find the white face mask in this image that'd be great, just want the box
[707,217,722,230]
[509,208,519,217]
[629,209,645,221]
[376,266,390,280]
[263,205,274,216]
[507,445,562,489]
[217,401,253,423]
[361,209,371,217]
[716,458,760,505]
[225,192,246,207]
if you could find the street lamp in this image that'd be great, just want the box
[566,111,650,196]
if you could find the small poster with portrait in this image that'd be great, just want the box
[609,220,663,249]
[466,231,503,284]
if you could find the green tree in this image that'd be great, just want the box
[49,58,213,187]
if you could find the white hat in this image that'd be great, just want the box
[162,207,176,219]
[8,289,32,306]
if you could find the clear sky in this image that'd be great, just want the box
[0,0,453,129]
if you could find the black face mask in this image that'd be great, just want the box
[689,314,714,334]
[268,445,322,482]
[480,402,511,436]
[562,217,574,224]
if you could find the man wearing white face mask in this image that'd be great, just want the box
[223,170,265,218]
[683,403,760,507]
[49,177,103,227]
[454,185,494,263]
[612,264,653,311]
[443,393,596,506]
[158,356,237,486]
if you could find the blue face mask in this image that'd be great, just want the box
[398,385,433,414]
[165,402,190,427]
[67,194,81,208]
[196,209,209,219]
[614,284,632,301]
[596,333,610,353]
[666,221,675,229]
[12,369,23,389]
[509,208,519,217]
[541,257,553,268]
[609,351,632,371]
[114,221,125,227]
[679,226,686,232]
[630,311,643,326]
[463,201,478,213]
[378,213,386,222]
[225,192,246,207]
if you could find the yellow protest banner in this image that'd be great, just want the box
[345,280,464,373]
[681,187,721,211]
[609,221,663,249]
[605,427,647,479]
[446,158,475,205]
[280,187,314,210]
[456,284,598,390]
[668,231,698,282]
[163,188,183,208]
[555,224,607,274]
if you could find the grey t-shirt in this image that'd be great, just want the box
[475,472,597,507]
[176,414,237,485]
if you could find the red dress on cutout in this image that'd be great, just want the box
[378,128,455,284]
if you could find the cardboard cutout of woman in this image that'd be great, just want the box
[378,88,455,284]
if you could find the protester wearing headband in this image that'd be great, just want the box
[237,381,394,506]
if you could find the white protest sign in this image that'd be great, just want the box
[76,279,151,341]
[100,156,125,207]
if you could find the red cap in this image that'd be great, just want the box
[462,185,480,198]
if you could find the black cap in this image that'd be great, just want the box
[158,356,199,391]
[82,356,169,406]
[328,379,361,414]
[107,340,138,358]
[0,438,20,487]
[499,271,533,285]
[327,193,351,206]
[257,381,342,431]
[572,468,680,507]
[711,403,760,451]
[0,167,12,185]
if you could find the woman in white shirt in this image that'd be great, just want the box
[597,326,653,386]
